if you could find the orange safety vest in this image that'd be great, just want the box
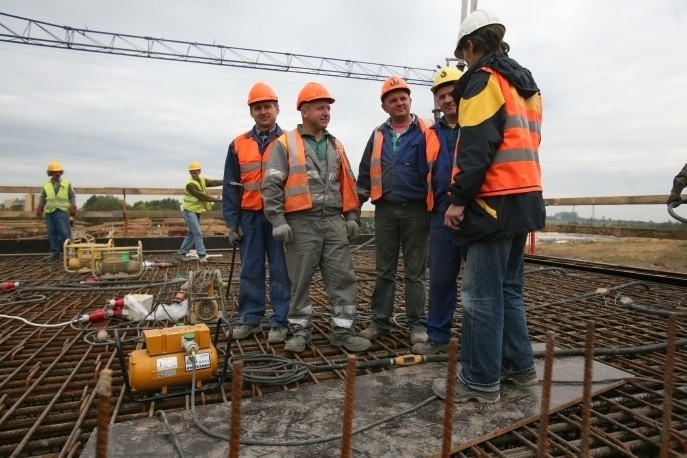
[279,129,359,214]
[233,133,267,211]
[452,68,542,197]
[369,118,440,210]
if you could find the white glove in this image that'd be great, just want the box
[272,224,293,243]
[346,220,359,241]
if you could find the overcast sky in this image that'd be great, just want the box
[1,0,686,222]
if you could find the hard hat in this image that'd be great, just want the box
[47,161,64,173]
[455,9,503,52]
[296,82,335,110]
[380,76,411,101]
[188,161,202,171]
[431,67,463,94]
[247,82,278,106]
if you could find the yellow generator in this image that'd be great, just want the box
[64,235,144,278]
[128,324,218,392]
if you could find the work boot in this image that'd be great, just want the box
[411,340,449,355]
[330,333,371,352]
[501,372,539,387]
[232,324,261,340]
[267,326,287,344]
[43,253,60,262]
[176,253,190,263]
[358,326,389,341]
[432,378,500,404]
[410,328,428,344]
[284,335,310,353]
[198,256,208,264]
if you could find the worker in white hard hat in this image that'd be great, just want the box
[177,161,222,264]
[222,82,291,344]
[411,67,469,356]
[432,9,545,404]
[356,76,438,347]
[37,161,77,261]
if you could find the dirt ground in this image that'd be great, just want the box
[533,235,687,273]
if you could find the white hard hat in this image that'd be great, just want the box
[455,9,503,51]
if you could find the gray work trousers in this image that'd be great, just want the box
[284,215,358,338]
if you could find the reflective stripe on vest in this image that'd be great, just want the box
[452,69,542,197]
[369,118,438,210]
[183,177,213,212]
[281,130,359,214]
[43,179,71,213]
[233,133,266,211]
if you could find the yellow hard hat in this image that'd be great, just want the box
[188,161,202,171]
[431,67,463,94]
[380,76,411,102]
[47,161,64,173]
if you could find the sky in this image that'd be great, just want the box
[1,0,686,222]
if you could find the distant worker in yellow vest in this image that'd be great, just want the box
[222,82,291,344]
[262,81,371,354]
[177,161,222,264]
[36,161,77,262]
[667,163,687,207]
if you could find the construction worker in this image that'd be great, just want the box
[262,81,371,354]
[222,83,291,343]
[412,67,468,355]
[356,75,437,345]
[177,162,222,264]
[432,9,545,404]
[36,161,77,261]
[667,163,687,207]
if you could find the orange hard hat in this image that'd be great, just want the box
[380,76,411,101]
[296,82,335,110]
[247,82,278,106]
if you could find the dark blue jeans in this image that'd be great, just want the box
[458,233,536,392]
[237,211,290,328]
[427,211,467,343]
[45,210,71,255]
[369,200,429,332]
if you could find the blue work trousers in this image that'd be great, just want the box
[369,200,429,332]
[427,212,467,343]
[458,233,536,392]
[179,210,206,256]
[46,210,71,255]
[236,211,290,328]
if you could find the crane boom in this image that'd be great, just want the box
[0,12,435,85]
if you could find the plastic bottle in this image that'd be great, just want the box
[0,281,19,291]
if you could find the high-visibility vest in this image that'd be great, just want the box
[279,129,359,214]
[43,179,71,213]
[233,133,267,211]
[369,118,439,210]
[452,68,542,197]
[183,177,213,212]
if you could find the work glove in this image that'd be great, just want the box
[667,193,682,207]
[272,224,293,243]
[228,227,243,245]
[68,204,77,217]
[36,207,44,218]
[346,220,359,241]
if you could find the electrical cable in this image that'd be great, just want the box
[156,410,187,458]
[188,355,439,447]
[0,313,76,327]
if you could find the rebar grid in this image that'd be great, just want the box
[0,251,686,456]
